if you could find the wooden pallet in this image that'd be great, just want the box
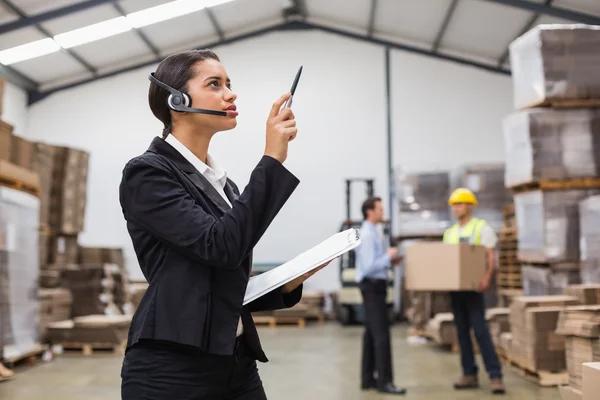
[58,341,126,356]
[518,260,580,271]
[497,240,517,250]
[510,177,600,193]
[253,316,306,328]
[500,354,568,387]
[0,174,40,196]
[502,204,515,217]
[523,97,600,110]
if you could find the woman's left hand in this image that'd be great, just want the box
[281,259,335,293]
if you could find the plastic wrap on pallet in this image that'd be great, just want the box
[515,189,600,263]
[395,169,451,235]
[522,265,580,296]
[509,24,600,109]
[459,164,511,232]
[580,195,600,284]
[0,186,40,359]
[503,108,600,188]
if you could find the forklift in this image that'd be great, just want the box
[336,178,396,325]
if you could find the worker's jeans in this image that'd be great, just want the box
[450,291,502,380]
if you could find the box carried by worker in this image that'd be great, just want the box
[405,241,487,291]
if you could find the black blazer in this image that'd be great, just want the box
[119,137,303,362]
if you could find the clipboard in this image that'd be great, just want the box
[243,228,361,305]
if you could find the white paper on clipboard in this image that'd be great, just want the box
[243,228,361,305]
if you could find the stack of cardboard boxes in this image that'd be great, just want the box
[555,305,600,397]
[504,25,600,295]
[508,295,579,372]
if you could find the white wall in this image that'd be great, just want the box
[2,81,29,136]
[25,29,512,292]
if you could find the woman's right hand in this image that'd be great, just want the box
[264,92,298,163]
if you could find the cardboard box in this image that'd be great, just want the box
[0,159,40,193]
[10,135,34,170]
[405,242,487,291]
[0,120,13,161]
[582,362,600,400]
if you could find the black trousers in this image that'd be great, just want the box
[359,279,393,388]
[450,291,502,380]
[121,335,267,400]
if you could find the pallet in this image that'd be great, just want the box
[3,344,48,369]
[510,177,600,193]
[500,354,568,387]
[524,97,600,110]
[253,316,306,328]
[0,174,40,196]
[497,240,517,250]
[518,260,580,271]
[57,341,126,356]
[502,204,515,217]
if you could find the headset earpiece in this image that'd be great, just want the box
[148,72,227,117]
[167,92,190,111]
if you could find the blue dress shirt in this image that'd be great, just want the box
[355,220,391,283]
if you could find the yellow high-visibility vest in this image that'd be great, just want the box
[443,217,487,245]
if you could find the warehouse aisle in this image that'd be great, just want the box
[0,323,559,400]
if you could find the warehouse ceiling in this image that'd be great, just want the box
[0,0,598,103]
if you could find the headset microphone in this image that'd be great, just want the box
[148,73,228,116]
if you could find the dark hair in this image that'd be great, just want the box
[362,197,382,220]
[148,49,220,138]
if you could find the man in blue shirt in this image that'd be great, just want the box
[355,197,405,395]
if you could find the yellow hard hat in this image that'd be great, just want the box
[448,188,477,206]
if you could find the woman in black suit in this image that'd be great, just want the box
[119,49,327,400]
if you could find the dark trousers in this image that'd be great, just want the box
[359,279,393,388]
[450,291,502,380]
[121,335,267,400]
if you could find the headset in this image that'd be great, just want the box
[148,72,227,116]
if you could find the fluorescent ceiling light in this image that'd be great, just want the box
[54,16,132,48]
[0,38,61,65]
[128,0,234,28]
[0,0,236,65]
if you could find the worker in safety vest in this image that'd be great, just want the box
[444,188,505,395]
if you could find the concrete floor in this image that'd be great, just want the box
[0,323,560,400]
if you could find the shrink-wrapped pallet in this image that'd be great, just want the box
[580,196,600,284]
[395,170,451,235]
[509,24,600,109]
[503,108,600,188]
[515,189,600,263]
[0,186,40,360]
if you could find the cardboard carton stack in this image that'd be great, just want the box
[579,196,600,284]
[508,295,579,372]
[460,164,512,232]
[555,305,600,393]
[39,288,72,341]
[395,170,451,236]
[79,247,133,314]
[504,25,600,298]
[45,314,131,348]
[564,285,600,306]
[509,24,600,110]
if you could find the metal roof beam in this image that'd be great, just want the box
[0,0,116,35]
[28,20,510,105]
[0,64,37,91]
[0,0,97,75]
[496,0,553,67]
[483,0,600,25]
[205,7,225,41]
[432,0,459,53]
[367,0,378,37]
[112,1,160,57]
